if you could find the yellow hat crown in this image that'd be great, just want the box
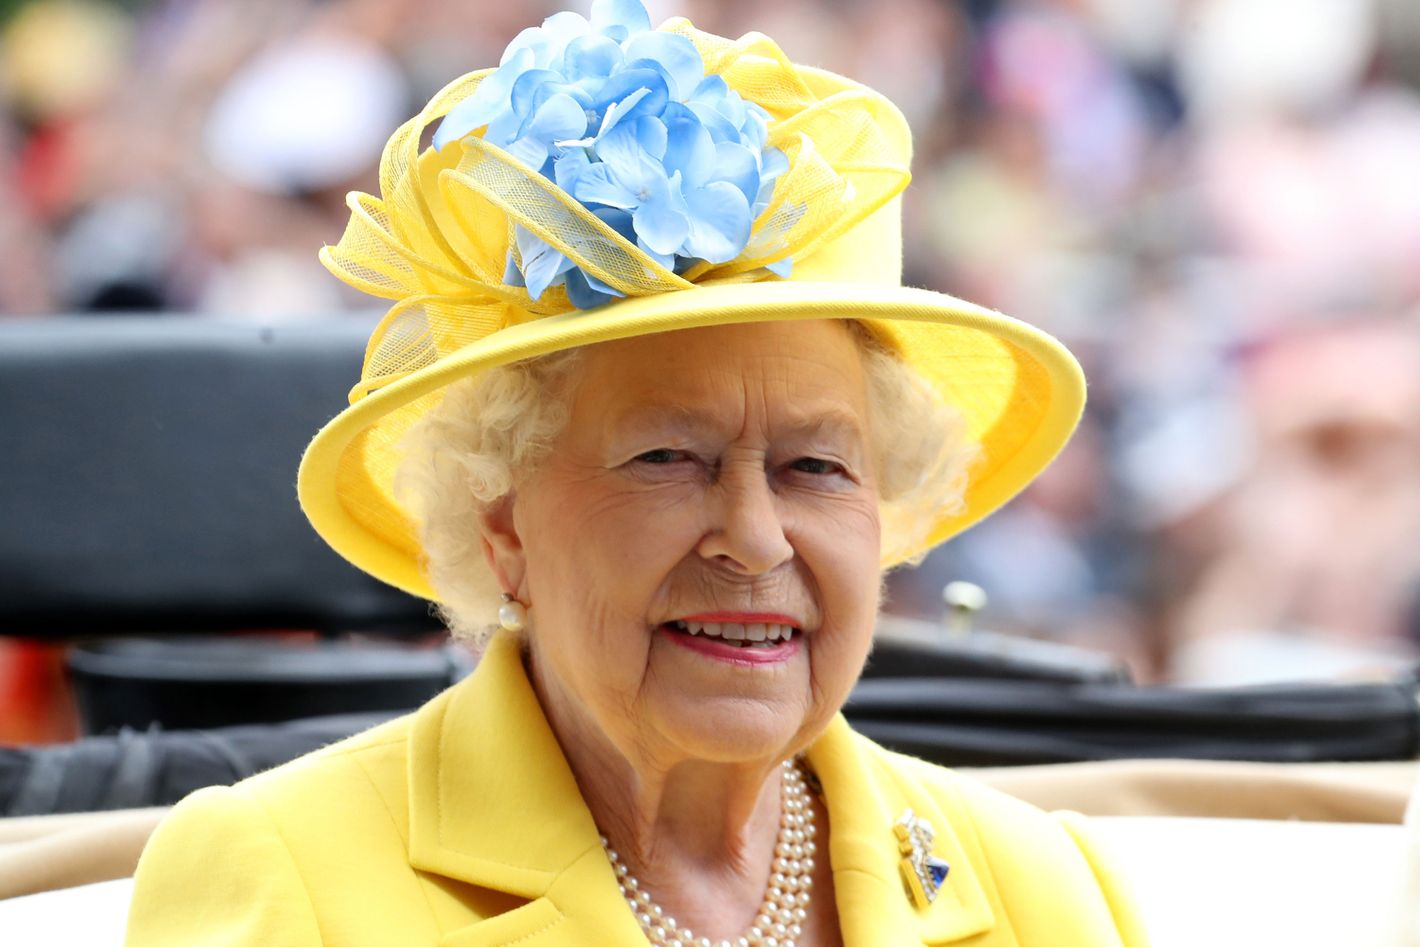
[320,9,912,404]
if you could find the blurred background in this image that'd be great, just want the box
[4,0,1420,741]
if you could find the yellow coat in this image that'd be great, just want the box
[126,635,1148,946]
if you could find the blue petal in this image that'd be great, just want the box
[590,0,651,38]
[752,183,774,217]
[516,226,575,300]
[765,257,792,277]
[484,107,524,148]
[753,149,788,213]
[593,122,642,172]
[686,100,738,143]
[573,162,639,210]
[595,86,651,138]
[537,12,592,63]
[689,73,728,101]
[760,145,789,183]
[510,69,564,118]
[432,47,534,149]
[623,32,704,101]
[662,103,715,188]
[592,123,668,201]
[590,67,668,118]
[711,141,759,204]
[742,104,770,151]
[686,76,751,135]
[504,135,549,171]
[615,58,683,118]
[638,239,676,271]
[553,149,593,193]
[503,27,551,66]
[581,268,626,297]
[433,100,503,150]
[717,92,747,130]
[564,268,618,309]
[522,92,588,144]
[563,34,622,81]
[592,206,637,241]
[502,251,526,287]
[560,81,598,110]
[631,115,667,161]
[681,181,751,263]
[633,197,690,256]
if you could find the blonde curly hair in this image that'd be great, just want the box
[396,323,978,643]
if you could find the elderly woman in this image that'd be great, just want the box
[126,4,1145,946]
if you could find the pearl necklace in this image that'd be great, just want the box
[599,760,818,947]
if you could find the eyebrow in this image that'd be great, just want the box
[780,409,868,446]
[613,403,867,445]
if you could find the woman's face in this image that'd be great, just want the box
[497,319,882,769]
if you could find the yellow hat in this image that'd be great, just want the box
[298,6,1085,601]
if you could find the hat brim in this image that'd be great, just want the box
[298,280,1084,601]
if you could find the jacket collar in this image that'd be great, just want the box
[408,633,608,894]
[407,633,994,945]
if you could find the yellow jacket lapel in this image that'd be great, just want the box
[808,715,996,945]
[408,635,644,945]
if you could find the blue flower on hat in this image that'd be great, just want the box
[432,0,789,309]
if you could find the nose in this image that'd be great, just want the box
[696,458,794,575]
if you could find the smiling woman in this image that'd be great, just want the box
[124,2,1145,945]
[399,320,975,644]
[488,323,881,841]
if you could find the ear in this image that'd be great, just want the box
[478,492,527,599]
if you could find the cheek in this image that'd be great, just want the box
[792,496,882,641]
[792,493,881,572]
[522,477,706,618]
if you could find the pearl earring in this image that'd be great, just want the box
[498,593,527,632]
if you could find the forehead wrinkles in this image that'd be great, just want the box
[579,346,870,444]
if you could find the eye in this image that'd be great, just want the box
[789,456,843,476]
[634,448,683,464]
[625,448,705,482]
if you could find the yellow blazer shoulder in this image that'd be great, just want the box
[126,636,1148,947]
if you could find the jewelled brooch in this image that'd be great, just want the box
[894,809,950,909]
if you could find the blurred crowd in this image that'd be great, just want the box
[4,0,1420,684]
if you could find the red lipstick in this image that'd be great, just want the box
[659,624,802,666]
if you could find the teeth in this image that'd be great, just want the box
[672,620,797,646]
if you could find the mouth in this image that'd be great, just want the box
[660,618,801,650]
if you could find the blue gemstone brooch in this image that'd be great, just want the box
[895,809,950,908]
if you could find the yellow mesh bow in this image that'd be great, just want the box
[319,19,911,404]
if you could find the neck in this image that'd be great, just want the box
[526,648,790,933]
[581,748,785,869]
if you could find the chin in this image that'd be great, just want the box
[651,695,813,765]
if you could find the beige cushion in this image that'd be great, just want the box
[0,878,132,946]
[0,808,166,900]
[1092,817,1408,947]
[971,758,1417,823]
[1406,779,1420,947]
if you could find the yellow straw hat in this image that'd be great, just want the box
[298,3,1085,601]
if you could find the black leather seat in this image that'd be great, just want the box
[0,316,448,734]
